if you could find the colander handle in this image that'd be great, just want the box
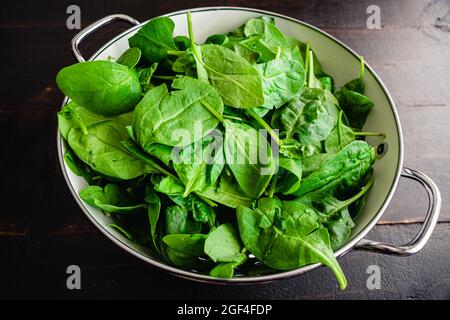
[355,167,441,255]
[71,14,140,62]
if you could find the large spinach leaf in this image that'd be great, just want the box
[128,17,179,62]
[224,120,275,198]
[237,199,347,289]
[132,76,223,147]
[56,61,141,116]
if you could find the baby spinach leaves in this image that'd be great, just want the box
[199,44,264,108]
[237,199,347,289]
[56,61,141,116]
[334,56,374,130]
[128,16,179,62]
[204,223,245,263]
[256,58,305,110]
[56,14,380,288]
[132,76,223,147]
[294,140,376,197]
[224,120,275,198]
[80,184,147,213]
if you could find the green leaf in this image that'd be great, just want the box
[334,87,374,130]
[224,120,275,198]
[295,99,335,145]
[145,185,162,252]
[132,77,223,147]
[165,205,202,235]
[294,141,375,197]
[116,47,142,69]
[56,61,141,116]
[163,233,206,267]
[137,62,158,93]
[271,96,305,139]
[242,17,289,63]
[204,223,245,263]
[80,184,147,213]
[199,173,252,208]
[128,16,179,62]
[237,200,347,289]
[200,44,264,109]
[67,120,153,180]
[276,156,302,195]
[256,59,305,109]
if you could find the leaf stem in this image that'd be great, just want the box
[275,47,281,60]
[247,109,281,145]
[359,55,365,84]
[200,99,224,123]
[196,193,218,208]
[223,114,243,121]
[268,174,278,198]
[308,50,314,88]
[167,49,185,56]
[337,111,343,149]
[304,42,310,74]
[329,176,374,216]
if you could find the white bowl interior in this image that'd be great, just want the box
[59,8,402,279]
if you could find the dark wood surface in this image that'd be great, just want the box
[0,0,449,299]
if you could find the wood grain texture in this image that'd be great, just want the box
[1,223,449,299]
[0,0,449,299]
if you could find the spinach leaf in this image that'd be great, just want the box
[153,175,185,196]
[275,156,302,195]
[67,120,153,180]
[224,120,275,198]
[145,185,162,252]
[205,34,229,45]
[199,44,264,109]
[163,233,206,267]
[169,193,216,227]
[165,205,202,235]
[137,62,158,93]
[296,178,373,249]
[56,61,142,116]
[128,16,179,62]
[256,58,305,109]
[237,199,347,289]
[295,99,335,145]
[334,56,373,130]
[302,153,333,177]
[116,47,142,69]
[294,140,375,197]
[80,184,147,213]
[199,173,252,208]
[334,87,374,130]
[271,96,305,139]
[232,42,260,64]
[204,223,245,263]
[209,255,247,278]
[279,138,321,159]
[172,135,224,196]
[174,35,190,50]
[132,76,223,147]
[242,17,289,63]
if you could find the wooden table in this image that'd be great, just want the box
[1,0,449,299]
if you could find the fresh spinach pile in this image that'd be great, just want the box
[57,14,384,289]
